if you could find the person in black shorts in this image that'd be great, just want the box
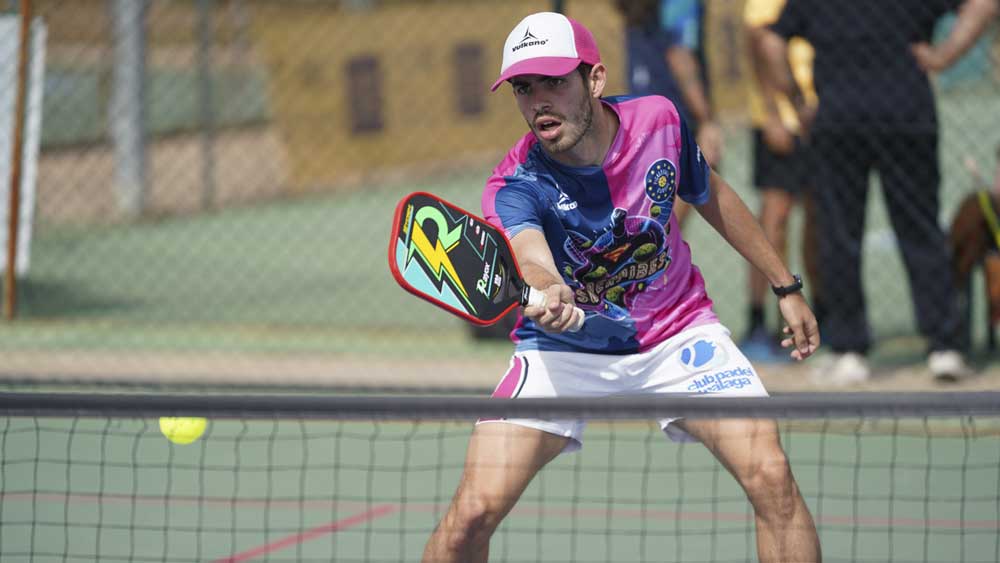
[743,135,823,359]
[740,0,823,363]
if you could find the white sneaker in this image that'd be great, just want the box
[812,352,871,386]
[928,350,974,382]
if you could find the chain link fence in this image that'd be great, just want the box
[0,0,998,381]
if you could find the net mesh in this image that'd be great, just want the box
[2,392,999,563]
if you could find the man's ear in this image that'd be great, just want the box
[589,63,607,98]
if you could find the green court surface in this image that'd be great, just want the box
[2,416,998,562]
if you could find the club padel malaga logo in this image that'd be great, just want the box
[678,339,729,372]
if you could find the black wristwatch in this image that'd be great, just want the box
[771,274,803,297]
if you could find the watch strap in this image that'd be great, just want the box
[772,274,803,297]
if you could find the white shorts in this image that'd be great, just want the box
[479,322,769,452]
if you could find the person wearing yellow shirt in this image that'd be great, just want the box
[740,0,823,364]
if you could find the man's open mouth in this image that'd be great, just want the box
[535,117,563,140]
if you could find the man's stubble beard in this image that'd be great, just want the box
[535,91,594,155]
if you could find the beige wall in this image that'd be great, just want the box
[31,0,751,212]
[250,1,627,191]
[35,0,248,45]
[704,0,751,119]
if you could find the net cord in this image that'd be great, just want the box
[0,391,998,420]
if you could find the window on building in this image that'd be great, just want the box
[347,55,383,133]
[454,43,484,116]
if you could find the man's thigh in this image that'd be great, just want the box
[451,422,569,514]
[675,417,785,478]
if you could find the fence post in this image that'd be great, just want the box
[197,0,216,211]
[109,0,148,219]
[3,0,30,321]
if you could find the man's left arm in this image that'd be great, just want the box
[912,0,999,72]
[694,170,820,360]
[666,47,721,167]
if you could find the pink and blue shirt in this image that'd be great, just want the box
[483,95,718,354]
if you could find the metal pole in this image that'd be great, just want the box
[552,0,565,14]
[197,0,216,211]
[3,0,31,321]
[110,0,148,218]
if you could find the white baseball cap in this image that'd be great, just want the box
[491,12,602,92]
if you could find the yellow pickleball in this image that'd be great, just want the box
[159,417,208,445]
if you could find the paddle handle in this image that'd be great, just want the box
[524,287,586,332]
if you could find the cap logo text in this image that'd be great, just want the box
[512,28,549,52]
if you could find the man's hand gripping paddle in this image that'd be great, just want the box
[389,192,585,331]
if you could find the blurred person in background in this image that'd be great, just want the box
[760,0,998,384]
[616,0,722,226]
[740,0,824,362]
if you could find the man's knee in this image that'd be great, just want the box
[740,450,800,519]
[440,492,507,552]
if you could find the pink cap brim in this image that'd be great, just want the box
[490,57,582,92]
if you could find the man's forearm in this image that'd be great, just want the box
[747,26,786,119]
[937,0,998,68]
[510,229,567,290]
[519,261,566,291]
[757,29,805,110]
[666,47,713,124]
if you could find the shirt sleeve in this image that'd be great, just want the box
[661,0,700,50]
[769,0,807,40]
[677,118,711,205]
[483,178,545,240]
[744,0,783,28]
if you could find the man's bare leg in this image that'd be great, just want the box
[749,188,796,317]
[422,423,569,563]
[679,417,821,563]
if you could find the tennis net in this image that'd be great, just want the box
[1,391,999,563]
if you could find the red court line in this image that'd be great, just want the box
[213,503,398,563]
[11,492,1000,530]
